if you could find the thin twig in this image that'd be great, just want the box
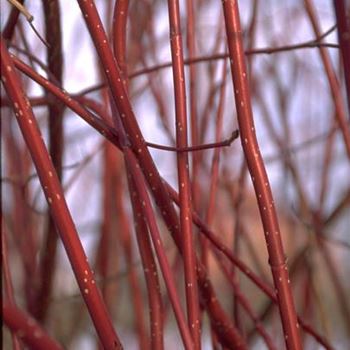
[7,0,50,48]
[146,129,239,152]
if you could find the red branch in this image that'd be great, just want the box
[3,303,63,350]
[167,1,201,347]
[1,38,122,350]
[221,1,302,349]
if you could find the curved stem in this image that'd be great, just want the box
[221,2,302,349]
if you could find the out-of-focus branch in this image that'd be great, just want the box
[3,303,63,350]
[333,0,350,114]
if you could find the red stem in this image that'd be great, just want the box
[3,303,63,350]
[167,1,201,347]
[95,143,115,306]
[333,0,350,114]
[124,148,194,350]
[221,2,302,348]
[2,223,23,350]
[10,47,330,347]
[201,59,228,270]
[116,169,149,349]
[2,0,23,40]
[11,55,121,147]
[76,2,245,347]
[2,114,37,310]
[304,0,350,159]
[167,182,333,349]
[1,38,123,350]
[185,0,200,211]
[112,0,129,81]
[33,0,65,322]
[6,44,330,348]
[128,178,164,350]
[216,255,277,350]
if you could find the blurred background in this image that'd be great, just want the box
[1,0,349,348]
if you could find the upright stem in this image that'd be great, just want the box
[167,1,201,347]
[2,224,23,350]
[34,0,65,322]
[2,0,23,40]
[76,1,243,347]
[112,0,129,82]
[186,0,200,210]
[221,2,302,349]
[128,179,164,350]
[112,2,149,347]
[124,148,194,350]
